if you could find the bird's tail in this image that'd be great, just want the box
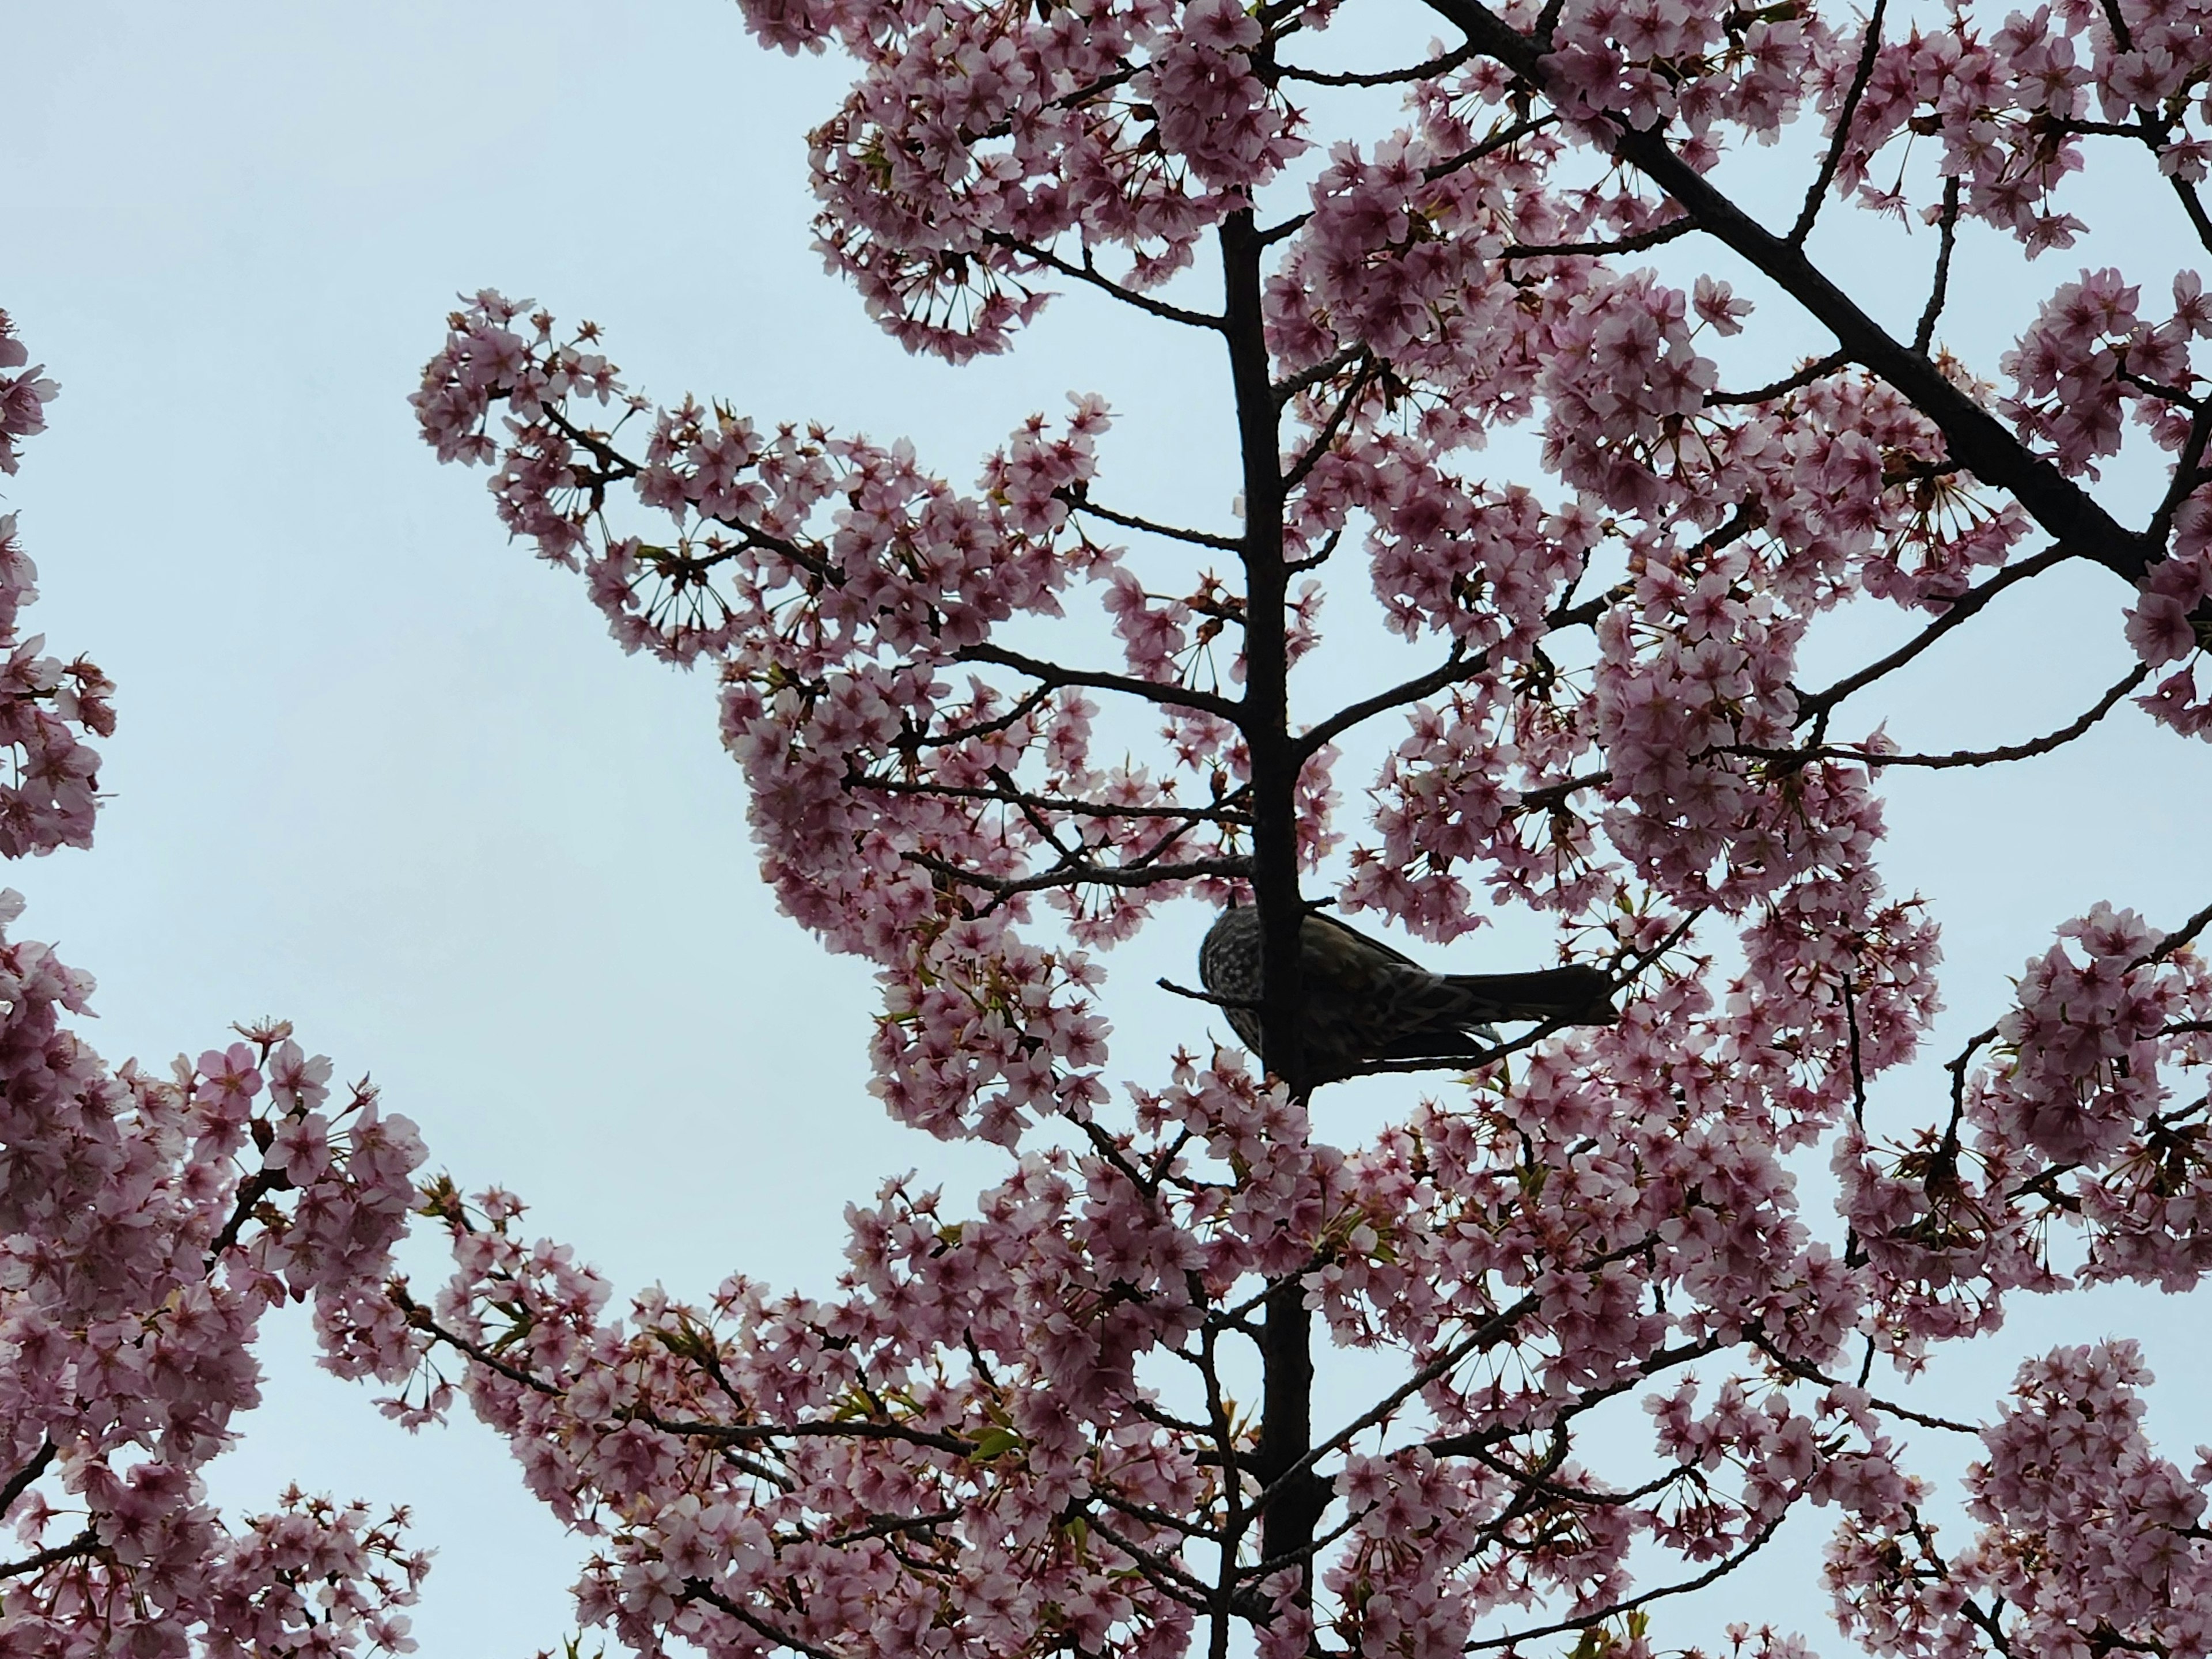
[1442,964,1616,1025]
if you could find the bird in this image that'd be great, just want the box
[1197,903,1618,1085]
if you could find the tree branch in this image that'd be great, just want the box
[1791,0,1887,246]
[1463,1516,1789,1649]
[1706,350,1853,407]
[0,1440,55,1522]
[0,1528,98,1582]
[1502,215,1694,260]
[1914,174,1964,354]
[1297,643,1485,758]
[953,642,1243,722]
[904,849,1248,903]
[1795,544,2081,724]
[851,771,1252,825]
[985,234,1227,331]
[1275,43,1476,85]
[1061,486,1245,552]
[1752,662,2147,770]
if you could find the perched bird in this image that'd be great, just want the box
[1198,904,1617,1085]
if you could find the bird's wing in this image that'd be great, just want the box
[1302,910,1423,969]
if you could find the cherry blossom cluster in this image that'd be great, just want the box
[1835,897,2212,1377]
[1830,1342,2212,1659]
[330,1063,1334,1659]
[0,312,428,1656]
[415,298,1272,1145]
[0,950,429,1655]
[0,312,112,861]
[0,312,56,478]
[745,0,1308,359]
[1830,0,2212,251]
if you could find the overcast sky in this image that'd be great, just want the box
[11,5,2212,1654]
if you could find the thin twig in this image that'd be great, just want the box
[1792,0,1888,246]
[1795,544,2080,722]
[1707,350,1852,407]
[1063,488,1245,552]
[0,1529,98,1582]
[986,234,1227,331]
[1276,43,1476,85]
[1914,174,1963,353]
[1502,216,1694,260]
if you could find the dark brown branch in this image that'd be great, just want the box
[684,1581,845,1659]
[851,772,1252,825]
[0,1528,98,1582]
[1425,112,1562,182]
[1423,1335,1725,1458]
[1274,344,1370,408]
[1158,976,1260,1011]
[206,1166,293,1263]
[2143,896,2212,967]
[1282,356,1380,494]
[1707,350,1853,407]
[986,234,1226,331]
[0,1440,55,1523]
[1914,174,1964,354]
[1276,43,1476,85]
[1502,215,1694,260]
[904,848,1248,902]
[1791,0,1887,246]
[2150,403,2212,550]
[1080,1512,1217,1608]
[1297,643,1484,758]
[641,1415,975,1456]
[395,1283,562,1397]
[1463,1516,1788,1649]
[402,1285,978,1457]
[2169,166,2212,258]
[817,1509,963,1549]
[1247,1293,1546,1523]
[1750,663,2146,770]
[1061,487,1245,552]
[1745,1331,1981,1434]
[918,683,1058,749]
[954,641,1243,722]
[1796,544,2081,723]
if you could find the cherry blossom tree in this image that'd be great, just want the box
[0,311,430,1657]
[383,0,2212,1652]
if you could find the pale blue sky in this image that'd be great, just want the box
[10,4,2212,1654]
